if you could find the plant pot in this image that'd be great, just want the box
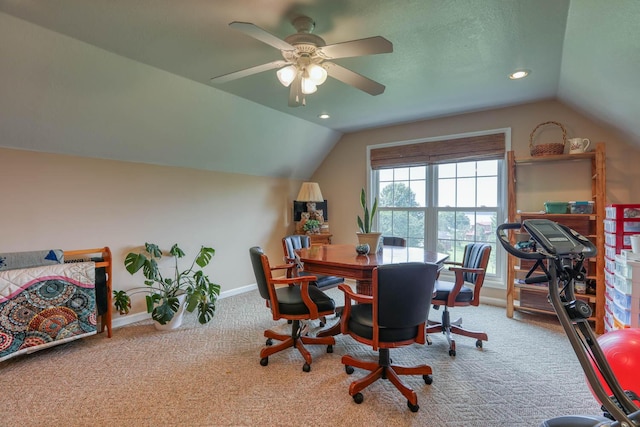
[356,232,382,254]
[154,293,188,331]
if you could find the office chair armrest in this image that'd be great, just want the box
[271,262,298,278]
[339,283,373,304]
[338,283,372,335]
[272,274,321,318]
[448,266,486,306]
[271,262,296,271]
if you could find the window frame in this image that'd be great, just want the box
[366,129,511,288]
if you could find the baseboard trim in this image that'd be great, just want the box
[110,284,258,329]
[480,296,506,308]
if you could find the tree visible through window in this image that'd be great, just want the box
[375,160,500,276]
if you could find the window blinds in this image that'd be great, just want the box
[370,133,505,170]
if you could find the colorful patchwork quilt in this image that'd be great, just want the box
[0,262,96,362]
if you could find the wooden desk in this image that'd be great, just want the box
[306,233,332,245]
[298,244,449,295]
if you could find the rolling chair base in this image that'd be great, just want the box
[426,309,487,356]
[342,348,433,411]
[260,319,335,371]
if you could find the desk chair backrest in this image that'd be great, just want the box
[462,243,491,285]
[382,236,407,247]
[375,262,438,331]
[282,235,310,271]
[249,246,273,301]
[282,235,310,261]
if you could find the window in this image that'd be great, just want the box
[370,131,507,284]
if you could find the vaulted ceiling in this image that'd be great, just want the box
[1,0,639,177]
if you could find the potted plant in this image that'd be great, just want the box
[356,188,382,253]
[113,243,220,329]
[303,219,321,234]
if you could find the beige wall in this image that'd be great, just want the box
[313,99,640,298]
[4,100,640,319]
[0,147,301,318]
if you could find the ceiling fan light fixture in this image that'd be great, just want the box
[277,65,297,87]
[301,78,317,94]
[306,63,328,85]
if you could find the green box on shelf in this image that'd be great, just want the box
[544,201,569,214]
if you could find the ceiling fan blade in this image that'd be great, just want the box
[229,21,295,51]
[324,62,386,96]
[319,36,393,59]
[288,74,303,107]
[210,60,288,84]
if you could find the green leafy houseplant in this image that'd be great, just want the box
[357,187,378,233]
[113,243,220,325]
[303,219,321,233]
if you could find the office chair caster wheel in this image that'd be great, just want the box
[407,401,419,412]
[327,344,333,353]
[260,357,268,366]
[476,339,483,349]
[449,341,456,356]
[449,349,456,356]
[345,365,354,375]
[265,338,273,346]
[353,393,364,404]
[423,374,433,385]
[302,363,311,372]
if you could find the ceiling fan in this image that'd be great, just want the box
[210,15,393,107]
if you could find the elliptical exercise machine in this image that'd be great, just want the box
[497,219,640,427]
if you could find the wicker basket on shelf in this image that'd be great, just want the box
[529,121,567,156]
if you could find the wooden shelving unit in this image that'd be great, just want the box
[506,143,606,333]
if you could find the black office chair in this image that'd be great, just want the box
[426,243,491,356]
[340,262,439,412]
[282,235,344,290]
[249,246,336,372]
[282,235,344,326]
[382,236,407,247]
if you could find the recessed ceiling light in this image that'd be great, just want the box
[318,114,330,119]
[509,70,530,80]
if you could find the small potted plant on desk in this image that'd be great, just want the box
[113,243,220,330]
[303,219,321,234]
[356,188,382,253]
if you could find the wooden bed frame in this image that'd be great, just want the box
[63,247,113,338]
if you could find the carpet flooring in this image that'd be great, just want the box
[0,286,603,426]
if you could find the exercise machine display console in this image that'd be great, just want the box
[522,219,585,256]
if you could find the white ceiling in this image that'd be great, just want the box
[1,0,639,152]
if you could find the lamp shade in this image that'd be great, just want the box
[306,63,328,85]
[301,78,317,94]
[296,182,324,202]
[277,65,297,87]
